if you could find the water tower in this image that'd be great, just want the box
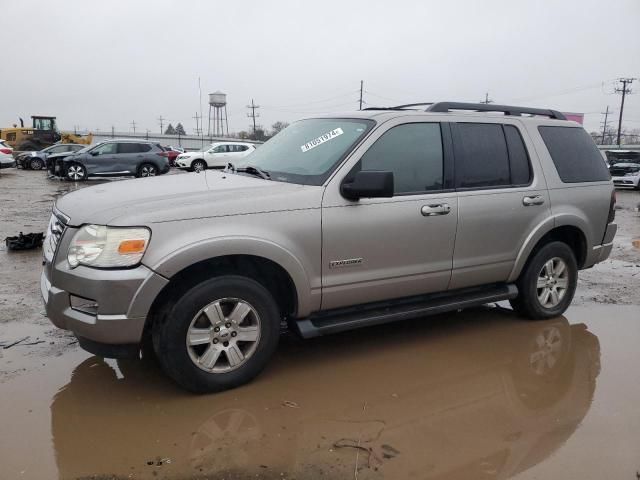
[208,91,229,137]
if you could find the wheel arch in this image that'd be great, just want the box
[509,218,589,282]
[140,253,302,348]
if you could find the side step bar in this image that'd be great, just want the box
[293,284,518,339]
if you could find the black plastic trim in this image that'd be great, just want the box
[76,335,139,359]
[292,284,518,338]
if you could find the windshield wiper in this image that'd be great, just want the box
[224,162,271,180]
[238,165,271,180]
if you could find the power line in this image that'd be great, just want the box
[261,91,357,109]
[246,99,260,136]
[614,77,636,146]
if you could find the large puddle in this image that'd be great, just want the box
[1,305,638,480]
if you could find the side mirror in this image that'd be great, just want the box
[341,170,394,200]
[90,151,99,156]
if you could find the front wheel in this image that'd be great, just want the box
[510,241,578,319]
[30,157,45,170]
[153,275,281,393]
[137,163,158,178]
[191,159,207,173]
[66,162,87,181]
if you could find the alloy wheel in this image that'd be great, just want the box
[536,257,569,308]
[67,165,85,181]
[186,297,261,373]
[140,165,157,177]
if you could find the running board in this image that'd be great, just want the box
[293,284,518,339]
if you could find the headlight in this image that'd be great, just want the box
[67,225,150,268]
[625,171,639,176]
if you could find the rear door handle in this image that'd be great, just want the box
[523,195,545,206]
[421,203,451,216]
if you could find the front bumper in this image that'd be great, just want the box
[41,219,168,353]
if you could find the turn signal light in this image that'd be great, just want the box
[118,239,147,254]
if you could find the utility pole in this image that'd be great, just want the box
[600,106,611,145]
[192,112,202,136]
[614,78,636,146]
[480,92,493,104]
[130,120,137,134]
[111,126,115,138]
[359,80,363,110]
[158,115,165,134]
[246,99,260,137]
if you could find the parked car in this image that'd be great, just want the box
[42,101,616,393]
[17,143,86,170]
[0,141,16,170]
[53,140,170,181]
[175,142,256,172]
[162,145,184,166]
[609,162,640,190]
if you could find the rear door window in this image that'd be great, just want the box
[538,126,610,183]
[139,144,152,152]
[504,125,532,185]
[454,123,510,188]
[117,143,142,154]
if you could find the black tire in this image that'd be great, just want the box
[137,163,158,178]
[30,157,44,170]
[153,275,280,393]
[191,159,207,173]
[65,162,87,181]
[510,241,577,320]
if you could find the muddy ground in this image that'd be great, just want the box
[0,168,639,480]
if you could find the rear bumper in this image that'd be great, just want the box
[584,222,617,268]
[0,159,16,169]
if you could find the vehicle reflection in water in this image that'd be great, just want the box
[51,307,600,480]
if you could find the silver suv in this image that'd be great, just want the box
[41,102,616,392]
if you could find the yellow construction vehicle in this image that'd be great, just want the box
[0,116,93,151]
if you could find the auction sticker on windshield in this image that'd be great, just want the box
[300,128,344,153]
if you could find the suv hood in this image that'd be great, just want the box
[56,171,321,226]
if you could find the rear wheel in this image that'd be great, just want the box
[191,159,207,173]
[29,157,44,170]
[153,275,280,393]
[66,162,87,181]
[510,242,577,319]
[137,163,158,178]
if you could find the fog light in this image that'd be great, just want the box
[70,295,98,316]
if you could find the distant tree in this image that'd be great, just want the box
[250,128,267,141]
[271,121,289,135]
[237,131,250,139]
[164,124,176,135]
[175,123,186,135]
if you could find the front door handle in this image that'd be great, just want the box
[421,203,451,216]
[523,195,545,206]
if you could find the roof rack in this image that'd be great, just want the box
[426,102,567,120]
[362,102,434,111]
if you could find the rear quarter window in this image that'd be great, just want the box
[538,126,610,183]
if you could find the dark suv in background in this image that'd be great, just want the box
[56,140,170,181]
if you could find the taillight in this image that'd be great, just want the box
[157,152,169,157]
[607,189,616,224]
[0,148,12,154]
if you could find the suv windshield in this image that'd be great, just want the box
[237,118,374,185]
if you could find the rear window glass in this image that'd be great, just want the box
[538,126,610,183]
[118,143,141,154]
[455,123,510,188]
[139,144,152,152]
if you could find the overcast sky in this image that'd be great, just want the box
[1,0,639,135]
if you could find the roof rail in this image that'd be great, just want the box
[426,102,567,120]
[363,102,434,111]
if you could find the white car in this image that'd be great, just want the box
[610,162,640,190]
[175,142,256,172]
[0,140,16,170]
